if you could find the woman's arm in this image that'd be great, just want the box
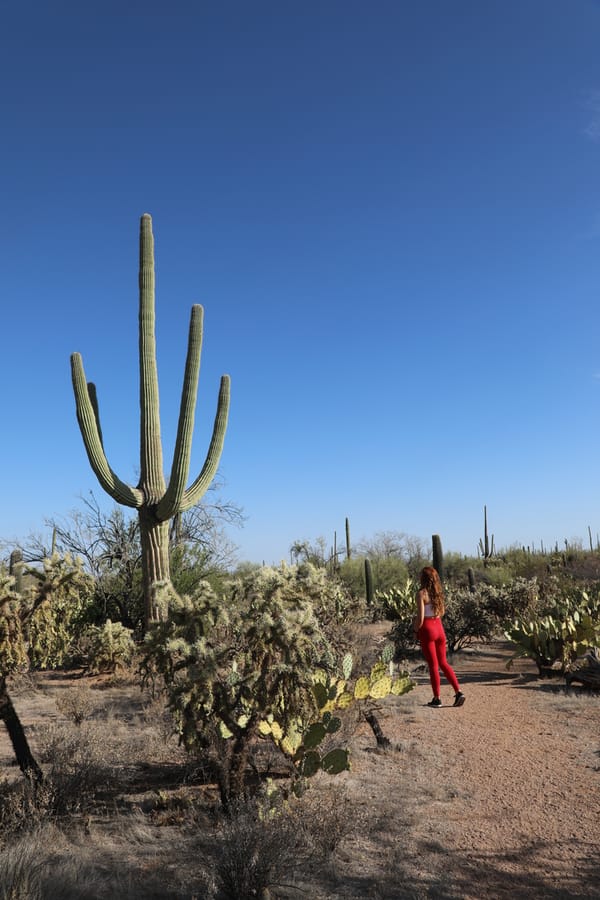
[413,589,426,635]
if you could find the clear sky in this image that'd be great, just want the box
[2,1,600,565]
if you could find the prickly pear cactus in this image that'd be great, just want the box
[505,591,600,675]
[260,653,415,796]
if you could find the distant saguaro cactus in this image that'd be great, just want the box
[478,505,495,567]
[432,534,444,580]
[467,566,476,593]
[71,214,230,627]
[364,558,374,606]
[9,550,24,595]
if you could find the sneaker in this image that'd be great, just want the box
[427,697,442,707]
[453,692,465,707]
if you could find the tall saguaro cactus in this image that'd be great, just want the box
[71,214,230,626]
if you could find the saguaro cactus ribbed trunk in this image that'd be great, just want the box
[71,214,230,627]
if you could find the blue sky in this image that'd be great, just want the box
[2,1,600,564]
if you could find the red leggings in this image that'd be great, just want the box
[418,617,460,696]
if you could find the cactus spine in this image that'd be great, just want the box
[70,214,230,626]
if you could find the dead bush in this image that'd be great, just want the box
[295,783,361,855]
[0,779,55,843]
[55,684,96,726]
[35,720,115,814]
[209,796,313,900]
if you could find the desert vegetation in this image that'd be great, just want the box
[0,513,599,897]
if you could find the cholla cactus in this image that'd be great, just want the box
[82,619,136,674]
[0,572,28,674]
[71,214,230,627]
[0,556,89,782]
[26,553,93,668]
[141,567,334,811]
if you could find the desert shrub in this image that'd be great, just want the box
[294,783,362,854]
[36,720,114,814]
[385,578,498,656]
[208,787,359,899]
[210,795,312,900]
[55,685,96,726]
[0,779,55,843]
[79,619,136,674]
[441,588,498,652]
[389,617,418,657]
[477,577,543,624]
[338,556,410,601]
[440,553,475,584]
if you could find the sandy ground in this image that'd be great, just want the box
[327,640,600,900]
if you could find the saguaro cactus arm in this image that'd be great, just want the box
[177,373,231,514]
[156,299,230,518]
[70,353,144,509]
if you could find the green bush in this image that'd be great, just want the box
[441,588,498,652]
[474,577,544,625]
[338,556,409,601]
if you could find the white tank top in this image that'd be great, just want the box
[424,601,436,617]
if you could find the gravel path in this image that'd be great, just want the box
[329,641,600,900]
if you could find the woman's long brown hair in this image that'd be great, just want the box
[420,566,445,616]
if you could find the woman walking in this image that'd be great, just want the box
[415,566,465,708]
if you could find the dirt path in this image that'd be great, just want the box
[331,641,600,900]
